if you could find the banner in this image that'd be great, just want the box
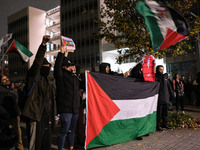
[85,72,159,149]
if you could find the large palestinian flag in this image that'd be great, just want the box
[85,72,160,149]
[136,0,189,52]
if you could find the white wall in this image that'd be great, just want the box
[102,50,166,73]
[28,7,46,68]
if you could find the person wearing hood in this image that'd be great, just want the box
[22,35,54,150]
[54,45,80,150]
[99,63,129,76]
[99,63,111,74]
[129,63,144,81]
[155,65,173,131]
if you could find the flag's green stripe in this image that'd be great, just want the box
[66,44,75,46]
[87,111,157,149]
[15,41,33,57]
[136,1,164,52]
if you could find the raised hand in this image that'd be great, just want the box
[42,35,50,46]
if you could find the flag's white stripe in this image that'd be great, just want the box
[145,0,176,39]
[18,50,29,62]
[111,94,158,121]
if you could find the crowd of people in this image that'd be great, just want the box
[0,35,200,150]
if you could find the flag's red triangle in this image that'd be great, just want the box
[6,40,17,53]
[62,39,67,45]
[85,73,120,148]
[158,28,187,51]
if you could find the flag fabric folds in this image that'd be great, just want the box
[6,40,33,62]
[136,0,189,52]
[85,72,160,149]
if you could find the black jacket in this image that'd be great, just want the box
[0,86,20,118]
[22,44,52,121]
[155,73,173,104]
[54,52,80,114]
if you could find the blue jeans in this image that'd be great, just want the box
[58,113,79,150]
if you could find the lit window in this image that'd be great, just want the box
[50,32,54,38]
[50,20,53,26]
[46,30,49,35]
[51,43,54,50]
[47,55,50,62]
[51,55,54,62]
[46,43,50,52]
[46,18,49,27]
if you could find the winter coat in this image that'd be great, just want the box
[22,44,52,122]
[155,73,173,105]
[0,86,20,118]
[54,52,80,114]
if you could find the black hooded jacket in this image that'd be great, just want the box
[54,52,80,114]
[99,63,118,75]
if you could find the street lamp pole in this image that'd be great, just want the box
[190,12,200,72]
[0,46,4,76]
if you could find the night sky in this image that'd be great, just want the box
[0,0,59,38]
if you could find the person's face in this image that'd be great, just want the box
[106,65,110,74]
[11,83,15,89]
[176,74,180,79]
[158,67,164,74]
[1,76,8,85]
[6,79,10,85]
[14,82,19,88]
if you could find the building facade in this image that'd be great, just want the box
[45,6,61,78]
[8,6,46,81]
[166,0,200,80]
[60,0,100,72]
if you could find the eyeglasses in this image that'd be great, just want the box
[2,78,8,81]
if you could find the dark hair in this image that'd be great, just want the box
[173,73,179,80]
[99,63,110,74]
[130,63,143,79]
[156,65,164,73]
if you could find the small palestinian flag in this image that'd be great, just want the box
[6,40,33,62]
[85,72,159,149]
[0,33,12,47]
[136,0,189,52]
[61,36,76,50]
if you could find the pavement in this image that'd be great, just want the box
[12,105,200,150]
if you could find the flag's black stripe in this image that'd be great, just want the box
[158,2,189,36]
[167,6,189,36]
[89,72,160,100]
